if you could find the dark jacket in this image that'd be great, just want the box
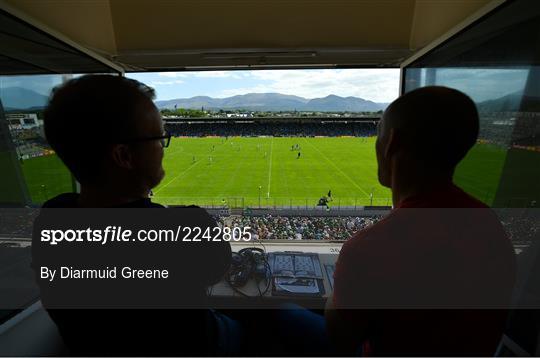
[32,193,232,356]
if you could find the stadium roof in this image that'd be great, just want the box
[1,0,500,71]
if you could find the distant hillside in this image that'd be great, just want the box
[477,91,523,112]
[476,90,540,112]
[0,87,48,110]
[156,93,387,112]
[306,94,385,112]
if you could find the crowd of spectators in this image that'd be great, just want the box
[0,209,39,238]
[10,127,42,140]
[221,211,539,243]
[165,121,377,137]
[0,209,536,246]
[10,127,50,158]
[229,214,382,241]
[164,117,532,147]
[479,113,540,148]
[498,209,539,244]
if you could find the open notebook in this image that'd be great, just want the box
[268,252,324,296]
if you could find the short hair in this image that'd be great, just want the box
[44,75,156,184]
[384,86,479,170]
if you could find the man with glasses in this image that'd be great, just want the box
[43,76,171,208]
[33,75,240,356]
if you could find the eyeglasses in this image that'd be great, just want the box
[120,132,171,148]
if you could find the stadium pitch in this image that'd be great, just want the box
[21,136,508,207]
[155,136,391,208]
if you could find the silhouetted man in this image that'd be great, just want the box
[325,86,516,355]
[32,75,237,356]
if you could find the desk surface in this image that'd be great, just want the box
[209,241,341,299]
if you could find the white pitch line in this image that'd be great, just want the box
[267,137,274,198]
[153,160,202,195]
[303,137,370,198]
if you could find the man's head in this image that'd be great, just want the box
[376,86,479,187]
[44,75,165,194]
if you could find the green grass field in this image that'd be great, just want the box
[20,136,512,207]
[20,154,72,204]
[155,136,390,207]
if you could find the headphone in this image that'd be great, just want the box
[227,247,271,297]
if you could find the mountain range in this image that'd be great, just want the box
[1,86,536,113]
[475,90,540,113]
[0,87,49,111]
[155,93,389,112]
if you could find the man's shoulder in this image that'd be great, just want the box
[41,193,208,213]
[164,204,210,215]
[343,213,396,249]
[42,193,79,208]
[151,204,216,225]
[450,185,489,208]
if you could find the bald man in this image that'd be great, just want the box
[325,87,515,356]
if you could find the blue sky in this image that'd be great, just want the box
[0,68,531,107]
[127,67,531,103]
[127,69,401,103]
